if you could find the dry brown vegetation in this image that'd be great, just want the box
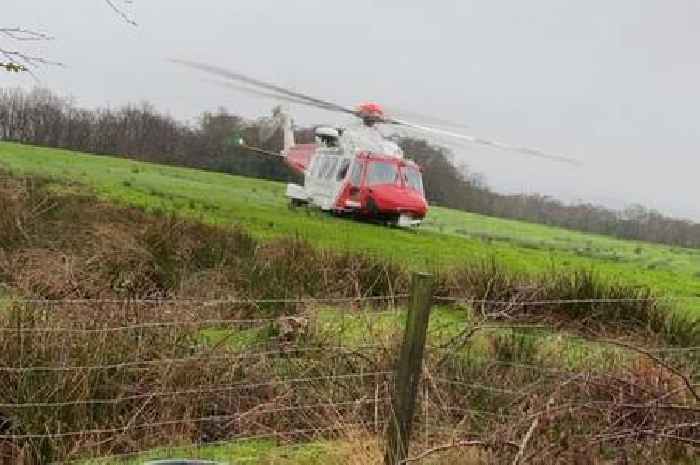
[0,173,682,334]
[0,174,404,305]
[0,173,698,464]
[422,348,699,464]
[0,300,396,463]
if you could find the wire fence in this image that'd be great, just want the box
[0,297,402,464]
[0,295,698,464]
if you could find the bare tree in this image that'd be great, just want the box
[1,0,136,73]
[0,27,58,73]
[104,0,138,26]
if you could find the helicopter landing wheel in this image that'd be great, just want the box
[366,197,380,218]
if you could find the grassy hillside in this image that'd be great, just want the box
[1,141,699,302]
[2,142,698,465]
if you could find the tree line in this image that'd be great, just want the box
[1,86,699,249]
[0,87,298,183]
[398,138,700,248]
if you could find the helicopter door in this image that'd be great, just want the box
[303,155,320,202]
[308,153,338,210]
[329,158,352,208]
[342,158,365,209]
[321,156,341,209]
[305,154,324,205]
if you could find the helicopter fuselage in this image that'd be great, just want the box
[284,142,428,227]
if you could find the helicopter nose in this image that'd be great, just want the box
[369,186,428,218]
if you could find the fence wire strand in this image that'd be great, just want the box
[0,399,391,440]
[0,372,394,408]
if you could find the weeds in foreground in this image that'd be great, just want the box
[1,173,699,464]
[2,300,698,465]
[0,173,688,343]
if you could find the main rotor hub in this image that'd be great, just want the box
[356,102,385,122]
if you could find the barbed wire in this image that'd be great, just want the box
[7,294,409,305]
[0,400,388,438]
[436,406,520,419]
[432,378,520,395]
[1,293,697,464]
[1,360,693,410]
[427,324,700,353]
[6,294,700,305]
[434,296,700,304]
[0,344,383,373]
[0,310,402,334]
[2,294,697,335]
[0,371,394,408]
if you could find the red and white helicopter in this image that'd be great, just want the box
[173,60,580,228]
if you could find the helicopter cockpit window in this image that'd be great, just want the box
[367,161,400,186]
[402,166,424,195]
[349,160,363,186]
[337,159,351,181]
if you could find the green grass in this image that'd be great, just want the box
[196,306,635,372]
[426,206,700,278]
[195,307,467,351]
[199,325,274,350]
[2,142,699,303]
[79,438,339,465]
[315,306,476,345]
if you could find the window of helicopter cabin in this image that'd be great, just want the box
[315,156,330,179]
[366,161,400,186]
[321,157,339,180]
[401,166,424,196]
[337,159,351,181]
[349,160,363,186]
[310,157,323,178]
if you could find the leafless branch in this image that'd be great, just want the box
[0,62,27,73]
[511,415,539,465]
[0,28,53,41]
[104,0,138,26]
[1,1,135,73]
[593,422,700,446]
[0,49,62,68]
[402,438,519,463]
[0,25,57,73]
[600,338,700,403]
[434,324,483,369]
[643,431,700,446]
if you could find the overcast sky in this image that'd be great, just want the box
[3,0,700,220]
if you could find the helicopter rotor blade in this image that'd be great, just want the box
[173,59,580,166]
[386,118,581,166]
[209,79,327,109]
[171,59,357,116]
[381,104,471,131]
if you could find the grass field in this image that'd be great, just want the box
[1,141,699,303]
[2,141,698,464]
[80,439,354,465]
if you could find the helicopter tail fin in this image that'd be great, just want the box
[272,105,295,155]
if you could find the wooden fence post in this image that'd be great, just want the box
[384,272,434,465]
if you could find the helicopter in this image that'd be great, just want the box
[172,60,580,228]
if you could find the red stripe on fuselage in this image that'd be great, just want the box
[284,144,317,174]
